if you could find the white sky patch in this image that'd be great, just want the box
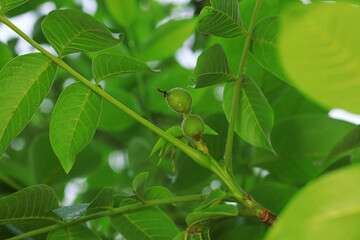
[156,0,191,4]
[63,178,88,206]
[10,137,26,151]
[214,86,224,101]
[225,201,238,206]
[175,35,201,70]
[62,78,77,89]
[37,2,56,15]
[0,11,38,55]
[108,150,128,173]
[210,179,222,189]
[329,109,360,125]
[202,186,212,194]
[253,167,270,178]
[156,5,194,27]
[76,0,98,15]
[40,98,54,114]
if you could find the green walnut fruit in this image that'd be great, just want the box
[182,114,205,140]
[162,88,192,114]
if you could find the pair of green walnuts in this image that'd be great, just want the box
[158,87,205,141]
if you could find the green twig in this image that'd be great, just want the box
[0,173,23,191]
[0,14,211,171]
[223,0,263,174]
[6,194,207,240]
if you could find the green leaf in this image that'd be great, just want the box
[250,16,289,82]
[195,189,226,211]
[144,186,173,201]
[0,41,12,70]
[132,172,149,200]
[321,125,360,166]
[249,182,298,214]
[204,124,218,136]
[47,225,101,240]
[98,87,140,131]
[186,204,238,228]
[150,126,183,157]
[104,0,137,27]
[49,82,102,173]
[110,199,179,240]
[198,0,244,38]
[52,203,90,221]
[29,133,102,187]
[255,115,354,184]
[192,44,236,88]
[92,53,156,83]
[0,53,57,156]
[223,77,274,152]
[87,186,114,212]
[0,185,59,224]
[278,3,360,114]
[0,0,28,14]
[141,19,196,60]
[265,165,360,240]
[42,9,121,56]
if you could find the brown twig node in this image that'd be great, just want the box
[157,88,167,98]
[259,209,277,226]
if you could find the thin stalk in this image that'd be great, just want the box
[0,14,211,170]
[223,0,263,173]
[6,194,207,240]
[0,173,23,191]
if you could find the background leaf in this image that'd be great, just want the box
[186,204,238,228]
[0,0,29,14]
[322,125,360,166]
[266,165,360,240]
[47,225,101,240]
[144,186,173,201]
[251,16,289,82]
[42,9,121,56]
[87,186,114,211]
[0,53,57,156]
[92,53,156,83]
[110,198,179,240]
[254,114,355,184]
[49,82,102,173]
[198,0,244,38]
[192,44,235,88]
[223,77,274,152]
[104,0,137,27]
[0,41,12,69]
[141,19,196,60]
[0,185,58,224]
[279,3,360,114]
[132,172,149,200]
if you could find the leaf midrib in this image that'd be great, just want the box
[65,88,93,161]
